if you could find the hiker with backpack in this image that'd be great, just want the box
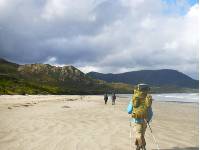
[112,92,116,105]
[104,93,108,104]
[127,84,153,150]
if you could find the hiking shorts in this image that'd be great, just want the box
[132,122,147,146]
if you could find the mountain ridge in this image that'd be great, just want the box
[88,69,195,79]
[87,69,198,89]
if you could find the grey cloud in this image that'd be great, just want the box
[0,0,198,79]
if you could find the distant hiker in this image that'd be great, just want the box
[127,84,153,150]
[104,93,108,104]
[112,92,116,105]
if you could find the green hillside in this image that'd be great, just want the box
[0,58,198,95]
[0,59,134,94]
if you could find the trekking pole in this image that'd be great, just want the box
[129,116,133,150]
[129,121,132,150]
[145,119,160,150]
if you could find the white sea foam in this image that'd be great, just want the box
[152,93,199,103]
[117,93,199,103]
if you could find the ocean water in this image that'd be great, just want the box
[116,93,199,103]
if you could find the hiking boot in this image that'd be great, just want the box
[136,145,140,150]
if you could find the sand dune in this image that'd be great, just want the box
[0,95,198,150]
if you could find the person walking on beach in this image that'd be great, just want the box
[104,93,108,104]
[127,84,153,150]
[112,92,116,105]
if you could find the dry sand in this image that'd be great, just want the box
[0,95,198,150]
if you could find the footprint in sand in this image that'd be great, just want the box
[62,106,71,108]
[8,102,37,110]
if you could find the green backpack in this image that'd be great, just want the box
[132,89,152,119]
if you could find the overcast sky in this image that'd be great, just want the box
[0,0,199,79]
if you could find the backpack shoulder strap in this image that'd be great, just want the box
[145,94,152,107]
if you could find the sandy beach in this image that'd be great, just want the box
[0,95,198,150]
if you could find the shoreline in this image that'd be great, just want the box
[0,94,198,104]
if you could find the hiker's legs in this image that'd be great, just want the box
[105,100,107,104]
[133,122,147,148]
[112,100,115,105]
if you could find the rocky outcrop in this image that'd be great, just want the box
[18,64,85,81]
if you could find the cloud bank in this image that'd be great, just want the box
[0,0,198,79]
